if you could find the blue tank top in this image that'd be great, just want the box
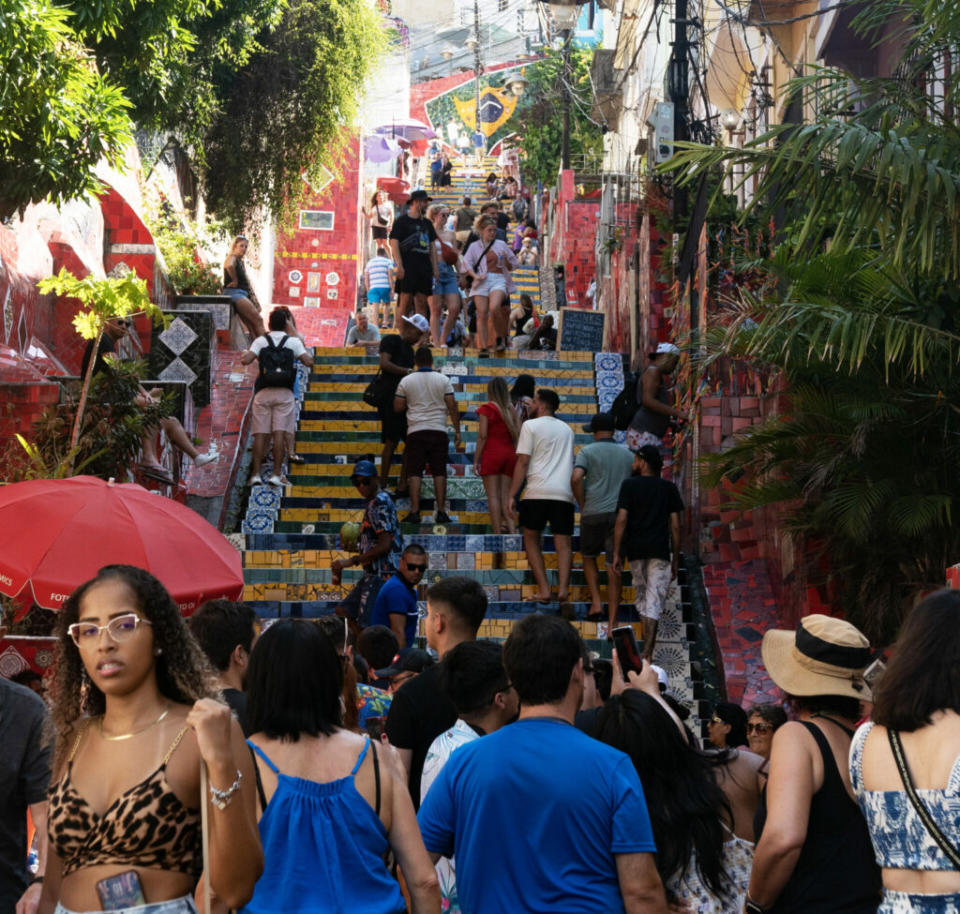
[239,738,405,914]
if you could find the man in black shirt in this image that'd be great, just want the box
[377,313,427,494]
[612,445,684,661]
[389,189,439,331]
[385,576,488,808]
[188,599,258,735]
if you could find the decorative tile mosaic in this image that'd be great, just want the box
[159,317,199,356]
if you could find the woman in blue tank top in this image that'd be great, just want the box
[240,619,440,914]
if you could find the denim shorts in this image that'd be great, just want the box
[878,891,960,913]
[434,264,460,296]
[56,897,197,914]
[224,287,249,301]
[471,272,508,299]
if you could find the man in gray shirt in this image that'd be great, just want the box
[346,310,381,346]
[0,651,53,914]
[571,412,635,626]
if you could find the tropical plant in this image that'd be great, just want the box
[35,269,164,468]
[145,197,226,295]
[663,0,960,639]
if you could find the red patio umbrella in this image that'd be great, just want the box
[0,476,243,615]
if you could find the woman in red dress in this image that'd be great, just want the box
[474,377,521,534]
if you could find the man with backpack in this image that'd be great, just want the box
[241,307,314,486]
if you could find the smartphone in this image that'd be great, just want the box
[612,625,644,678]
[96,871,146,910]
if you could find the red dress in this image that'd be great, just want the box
[477,403,517,477]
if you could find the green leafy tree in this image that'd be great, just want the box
[513,47,604,185]
[201,0,387,229]
[665,0,960,638]
[0,0,133,220]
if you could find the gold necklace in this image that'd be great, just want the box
[99,705,170,741]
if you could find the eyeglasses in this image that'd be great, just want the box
[746,722,774,734]
[405,563,427,572]
[68,613,152,647]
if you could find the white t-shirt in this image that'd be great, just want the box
[249,331,307,359]
[516,415,574,503]
[395,369,455,435]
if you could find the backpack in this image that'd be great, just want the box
[611,371,639,430]
[256,334,296,390]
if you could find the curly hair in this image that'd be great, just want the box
[51,565,217,764]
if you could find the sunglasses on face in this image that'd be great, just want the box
[746,722,773,734]
[405,562,427,572]
[69,612,152,647]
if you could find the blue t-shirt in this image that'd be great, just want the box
[417,718,656,914]
[369,573,418,647]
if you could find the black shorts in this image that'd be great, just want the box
[519,499,575,536]
[405,430,449,478]
[396,267,433,297]
[378,400,407,443]
[580,512,617,559]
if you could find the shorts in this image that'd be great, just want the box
[224,287,249,301]
[580,512,617,560]
[878,891,960,913]
[519,499,575,536]
[471,272,508,299]
[367,286,391,304]
[378,399,407,443]
[479,444,517,477]
[55,898,197,914]
[626,428,664,451]
[340,573,387,626]
[251,386,296,435]
[627,558,672,620]
[434,264,460,296]
[396,268,433,297]
[405,430,449,478]
[372,225,388,240]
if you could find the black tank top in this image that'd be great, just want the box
[754,720,881,913]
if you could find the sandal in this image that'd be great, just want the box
[287,454,307,464]
[139,464,175,485]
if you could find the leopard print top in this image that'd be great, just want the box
[48,721,203,877]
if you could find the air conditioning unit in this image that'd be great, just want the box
[646,101,675,164]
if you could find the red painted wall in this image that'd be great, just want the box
[272,137,361,314]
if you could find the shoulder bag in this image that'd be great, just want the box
[362,371,397,409]
[888,727,960,868]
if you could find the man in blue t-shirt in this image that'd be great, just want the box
[418,614,667,914]
[368,543,427,648]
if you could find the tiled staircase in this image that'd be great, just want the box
[237,345,708,728]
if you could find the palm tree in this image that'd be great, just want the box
[664,0,960,640]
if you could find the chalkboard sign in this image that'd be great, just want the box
[558,307,605,352]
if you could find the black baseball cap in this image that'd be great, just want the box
[374,647,435,678]
[634,444,663,473]
[408,189,432,203]
[583,412,616,433]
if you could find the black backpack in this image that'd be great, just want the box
[256,334,296,390]
[611,371,639,430]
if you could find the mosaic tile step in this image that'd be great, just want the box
[245,533,570,552]
[273,518,528,534]
[308,363,595,379]
[303,383,598,396]
[245,549,619,570]
[291,429,596,445]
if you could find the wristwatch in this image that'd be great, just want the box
[745,898,766,914]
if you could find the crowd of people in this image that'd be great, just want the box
[357,186,543,354]
[7,562,960,914]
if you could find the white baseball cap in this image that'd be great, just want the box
[402,314,430,333]
[650,664,669,688]
[653,342,680,356]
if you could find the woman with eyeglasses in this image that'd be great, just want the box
[222,236,267,339]
[746,704,788,762]
[240,619,441,914]
[39,565,262,914]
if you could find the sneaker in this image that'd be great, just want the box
[267,475,289,487]
[194,451,220,467]
[435,510,452,524]
[401,511,421,524]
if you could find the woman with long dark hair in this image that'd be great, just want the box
[39,565,262,914]
[746,614,880,913]
[509,373,536,423]
[240,619,439,913]
[851,589,960,913]
[597,689,751,911]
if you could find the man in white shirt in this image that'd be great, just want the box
[394,346,461,525]
[346,310,381,347]
[240,307,314,486]
[506,388,575,613]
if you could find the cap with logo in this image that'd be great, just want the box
[402,313,430,333]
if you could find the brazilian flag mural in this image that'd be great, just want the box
[424,63,543,149]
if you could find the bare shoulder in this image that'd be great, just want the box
[730,747,766,774]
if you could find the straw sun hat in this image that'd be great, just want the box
[761,614,873,702]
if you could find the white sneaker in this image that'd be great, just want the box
[194,451,220,467]
[267,475,289,487]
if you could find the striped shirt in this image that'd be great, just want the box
[365,256,394,290]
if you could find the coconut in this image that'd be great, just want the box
[340,521,361,552]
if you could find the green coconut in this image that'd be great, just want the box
[340,521,361,552]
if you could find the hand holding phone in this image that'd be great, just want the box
[612,626,644,678]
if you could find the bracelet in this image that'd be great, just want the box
[209,769,243,810]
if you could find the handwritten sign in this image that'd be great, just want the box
[558,307,605,352]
